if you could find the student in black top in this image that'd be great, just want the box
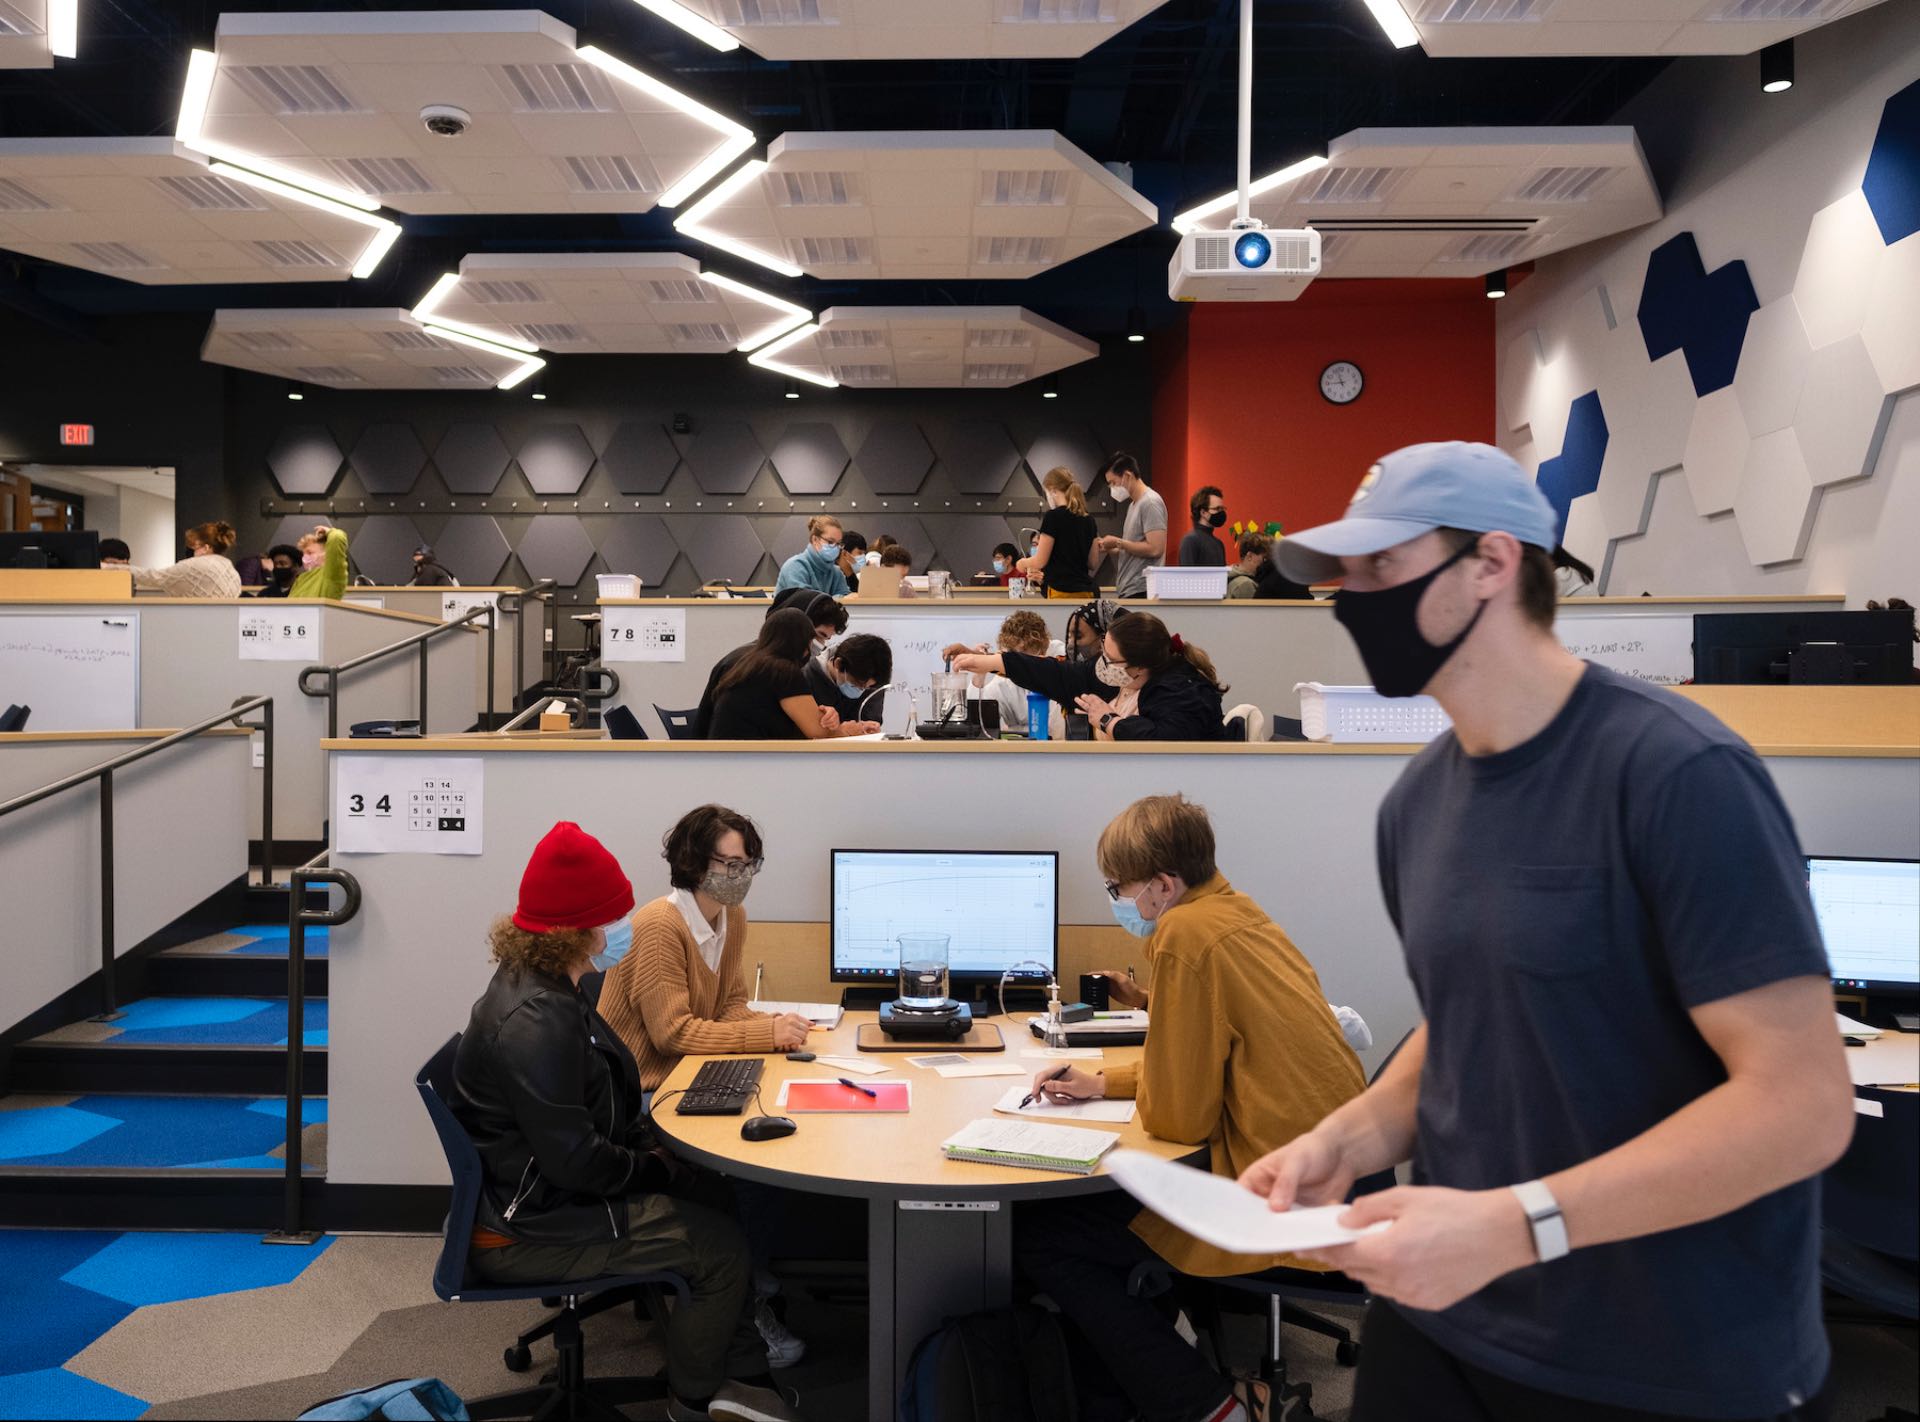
[804,632,891,734]
[1020,467,1099,598]
[839,530,868,594]
[1178,485,1228,567]
[953,611,1225,741]
[694,591,847,737]
[707,609,841,740]
[1227,532,1316,600]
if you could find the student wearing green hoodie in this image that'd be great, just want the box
[289,524,348,600]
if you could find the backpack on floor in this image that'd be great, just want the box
[298,1378,469,1421]
[899,1304,1078,1422]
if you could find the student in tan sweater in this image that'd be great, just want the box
[1015,794,1367,1422]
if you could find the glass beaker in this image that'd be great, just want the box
[928,569,953,600]
[897,933,952,1008]
[930,670,969,723]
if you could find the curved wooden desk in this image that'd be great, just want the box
[651,1011,1199,1417]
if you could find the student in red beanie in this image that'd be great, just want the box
[451,822,803,1422]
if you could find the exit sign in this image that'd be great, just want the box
[60,423,93,447]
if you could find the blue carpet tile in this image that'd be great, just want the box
[230,923,330,957]
[0,1095,325,1170]
[93,997,329,1048]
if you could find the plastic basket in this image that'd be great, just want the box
[595,573,642,599]
[1145,565,1230,600]
[1295,683,1452,744]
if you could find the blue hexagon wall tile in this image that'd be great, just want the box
[1534,391,1608,542]
[1637,232,1759,398]
[1862,77,1920,246]
[266,425,344,497]
[434,424,513,496]
[516,425,596,496]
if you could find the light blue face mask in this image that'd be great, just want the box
[817,541,842,562]
[837,679,865,699]
[1109,894,1155,938]
[590,916,633,972]
[992,559,1010,575]
[850,552,870,569]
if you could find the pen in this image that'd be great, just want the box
[1127,965,1136,982]
[1020,1065,1072,1110]
[753,961,764,1002]
[839,1076,878,1098]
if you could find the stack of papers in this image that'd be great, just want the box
[1028,1010,1148,1037]
[752,1000,845,1028]
[942,1119,1121,1175]
[1104,1151,1389,1254]
[1836,1011,1882,1039]
[993,1083,1136,1124]
[908,1054,1025,1079]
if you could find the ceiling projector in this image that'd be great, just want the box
[1169,226,1320,302]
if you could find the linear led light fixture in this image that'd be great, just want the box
[178,49,381,214]
[420,321,547,390]
[48,0,77,58]
[1360,0,1419,49]
[1170,153,1330,236]
[573,45,753,207]
[748,322,836,388]
[698,269,810,352]
[408,272,541,353]
[206,161,401,278]
[626,0,741,52]
[675,160,802,277]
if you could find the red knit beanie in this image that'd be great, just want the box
[512,822,634,932]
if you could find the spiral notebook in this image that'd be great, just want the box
[941,1119,1121,1175]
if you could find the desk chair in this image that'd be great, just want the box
[1268,715,1306,743]
[1223,704,1268,743]
[654,705,701,740]
[1822,1084,1917,1411]
[416,1035,689,1421]
[603,705,647,740]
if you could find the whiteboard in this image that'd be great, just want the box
[840,613,1005,716]
[1555,613,1694,685]
[0,613,141,730]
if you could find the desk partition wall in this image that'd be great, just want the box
[348,588,546,713]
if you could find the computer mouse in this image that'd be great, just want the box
[741,1115,797,1142]
[785,1050,816,1062]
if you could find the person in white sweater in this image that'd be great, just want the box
[134,520,243,598]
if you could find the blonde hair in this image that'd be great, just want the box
[1041,467,1088,517]
[487,915,596,980]
[186,520,236,554]
[1096,794,1217,888]
[997,609,1050,656]
[807,514,844,542]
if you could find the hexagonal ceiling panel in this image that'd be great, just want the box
[349,514,428,585]
[597,516,680,588]
[349,423,428,496]
[202,310,536,390]
[919,513,1024,580]
[515,514,597,588]
[1023,423,1108,491]
[856,420,934,494]
[266,424,344,497]
[752,306,1098,390]
[933,420,1024,495]
[655,0,1176,60]
[600,421,682,495]
[434,424,512,496]
[517,424,597,496]
[769,423,851,495]
[433,516,512,586]
[672,515,768,586]
[684,419,767,495]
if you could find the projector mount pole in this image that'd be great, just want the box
[1233,0,1261,232]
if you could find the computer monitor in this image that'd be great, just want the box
[1808,856,1920,993]
[830,848,1058,990]
[0,530,101,570]
[1692,609,1915,684]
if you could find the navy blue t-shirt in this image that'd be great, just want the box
[1378,663,1830,1417]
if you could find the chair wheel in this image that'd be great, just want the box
[1335,1340,1360,1367]
[539,1296,561,1308]
[504,1344,532,1373]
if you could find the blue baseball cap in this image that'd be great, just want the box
[1275,441,1558,584]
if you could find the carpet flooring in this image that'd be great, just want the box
[30,997,329,1049]
[0,1095,326,1171]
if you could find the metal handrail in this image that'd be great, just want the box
[579,664,619,703]
[298,604,496,737]
[498,578,555,706]
[0,695,275,1021]
[267,846,360,1245]
[495,694,586,734]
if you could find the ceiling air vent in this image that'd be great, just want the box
[1304,167,1406,204]
[830,364,893,384]
[0,177,56,211]
[1316,232,1351,266]
[327,157,439,197]
[514,323,587,346]
[715,0,830,26]
[789,236,871,266]
[968,329,1033,348]
[467,279,544,304]
[818,328,886,349]
[1411,0,1547,20]
[226,64,361,115]
[253,239,341,268]
[667,322,740,346]
[774,171,861,207]
[647,279,714,303]
[1512,166,1615,203]
[433,366,497,385]
[965,363,1033,384]
[498,63,613,114]
[978,170,1071,206]
[1001,0,1119,20]
[378,328,453,351]
[151,174,266,212]
[1441,231,1533,263]
[70,241,159,270]
[1705,0,1854,19]
[294,366,362,383]
[228,329,299,351]
[563,155,660,196]
[974,236,1059,266]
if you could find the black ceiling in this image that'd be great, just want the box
[0,0,1671,341]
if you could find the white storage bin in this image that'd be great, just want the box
[1295,682,1452,744]
[596,573,642,599]
[1145,565,1230,600]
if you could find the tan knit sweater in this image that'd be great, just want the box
[599,895,778,1090]
[134,555,241,598]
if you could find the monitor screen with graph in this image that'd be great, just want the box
[830,849,1058,987]
[1808,856,1919,992]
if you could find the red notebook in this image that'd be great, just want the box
[778,1079,913,1113]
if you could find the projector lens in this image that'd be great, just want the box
[1233,232,1271,269]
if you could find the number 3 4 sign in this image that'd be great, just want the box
[335,755,484,855]
[238,606,323,661]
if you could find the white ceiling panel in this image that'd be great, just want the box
[1175,126,1661,279]
[0,137,398,284]
[676,130,1156,280]
[0,0,73,68]
[632,0,1175,61]
[748,305,1097,389]
[186,10,752,216]
[414,251,811,355]
[1390,0,1890,57]
[201,308,542,389]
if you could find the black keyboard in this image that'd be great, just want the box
[673,1057,765,1116]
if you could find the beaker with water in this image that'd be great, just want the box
[897,933,952,1008]
[930,671,969,724]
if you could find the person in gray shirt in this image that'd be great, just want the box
[1093,452,1167,598]
[1236,442,1850,1422]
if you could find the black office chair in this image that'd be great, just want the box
[0,704,30,733]
[603,705,647,740]
[654,705,701,740]
[1822,1084,1917,1350]
[416,1035,689,1421]
[1269,715,1307,743]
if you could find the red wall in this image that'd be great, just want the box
[1154,280,1496,556]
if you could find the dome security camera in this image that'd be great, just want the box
[421,104,472,138]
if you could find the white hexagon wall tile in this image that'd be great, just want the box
[1793,335,1895,487]
[1731,298,1812,437]
[1680,388,1751,518]
[1561,492,1609,574]
[1792,190,1886,351]
[1593,423,1661,542]
[1499,329,1546,434]
[1733,429,1816,567]
[1860,234,1920,394]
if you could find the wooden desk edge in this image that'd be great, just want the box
[320,737,1917,758]
[1,727,251,744]
[0,597,473,629]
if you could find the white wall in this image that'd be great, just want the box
[1496,4,1920,606]
[116,484,176,569]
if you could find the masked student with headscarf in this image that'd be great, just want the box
[773,515,851,597]
[694,590,848,738]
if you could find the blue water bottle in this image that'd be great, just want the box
[1027,691,1050,740]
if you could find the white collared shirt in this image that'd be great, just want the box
[671,888,727,974]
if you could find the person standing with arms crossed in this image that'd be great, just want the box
[1238,442,1851,1422]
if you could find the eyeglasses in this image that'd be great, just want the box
[710,855,763,880]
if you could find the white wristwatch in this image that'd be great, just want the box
[1511,1179,1570,1263]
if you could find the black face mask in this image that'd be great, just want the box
[1333,538,1486,698]
[272,566,295,585]
[1207,510,1227,528]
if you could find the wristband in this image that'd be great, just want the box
[1510,1179,1569,1263]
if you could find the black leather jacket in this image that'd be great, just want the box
[451,963,667,1245]
[999,650,1225,741]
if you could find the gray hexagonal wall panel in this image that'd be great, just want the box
[349,423,428,495]
[515,514,597,587]
[350,514,428,584]
[597,516,679,587]
[855,420,934,495]
[434,424,513,495]
[434,517,512,586]
[267,424,344,496]
[263,514,340,554]
[517,424,597,496]
[1023,424,1107,491]
[600,421,682,496]
[673,516,768,586]
[769,422,851,495]
[684,419,767,495]
[934,421,1024,495]
[920,514,1024,579]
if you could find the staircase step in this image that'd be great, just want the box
[27,996,327,1048]
[148,926,328,997]
[0,1093,326,1174]
[7,1043,326,1096]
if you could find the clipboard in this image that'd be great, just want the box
[777,1078,913,1113]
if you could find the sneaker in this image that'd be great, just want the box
[754,1297,807,1367]
[709,1379,803,1422]
[665,1395,711,1421]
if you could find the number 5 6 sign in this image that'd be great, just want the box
[238,606,323,661]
